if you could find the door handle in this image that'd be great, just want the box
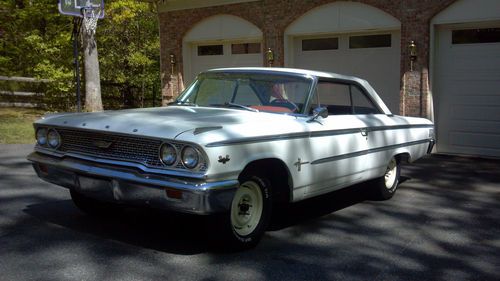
[360,128,368,137]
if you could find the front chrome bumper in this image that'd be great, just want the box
[27,152,239,215]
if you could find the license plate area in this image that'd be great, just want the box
[76,175,114,198]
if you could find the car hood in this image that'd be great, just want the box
[35,106,304,141]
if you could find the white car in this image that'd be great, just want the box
[28,67,434,249]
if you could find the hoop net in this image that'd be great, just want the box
[82,5,101,35]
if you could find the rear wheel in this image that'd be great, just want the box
[224,175,272,250]
[372,157,401,200]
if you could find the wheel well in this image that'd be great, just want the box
[239,159,292,203]
[394,153,411,164]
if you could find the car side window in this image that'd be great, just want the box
[316,81,352,115]
[312,80,380,115]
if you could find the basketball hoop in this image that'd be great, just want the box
[82,5,101,36]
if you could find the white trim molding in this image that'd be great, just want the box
[158,0,259,12]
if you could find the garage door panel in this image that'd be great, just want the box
[293,32,400,113]
[436,79,500,96]
[451,105,500,121]
[442,92,500,105]
[447,119,500,134]
[449,132,500,150]
[190,43,262,82]
[228,54,261,66]
[435,25,500,157]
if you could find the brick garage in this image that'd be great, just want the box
[157,0,500,157]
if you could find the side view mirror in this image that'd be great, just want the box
[308,106,328,122]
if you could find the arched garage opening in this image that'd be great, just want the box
[284,2,401,113]
[431,0,500,157]
[183,15,263,84]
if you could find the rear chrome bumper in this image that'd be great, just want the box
[27,152,238,215]
[427,139,435,154]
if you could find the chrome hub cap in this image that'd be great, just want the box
[230,181,263,236]
[384,158,398,189]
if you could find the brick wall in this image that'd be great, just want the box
[158,0,457,118]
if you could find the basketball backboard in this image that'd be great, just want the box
[58,0,105,18]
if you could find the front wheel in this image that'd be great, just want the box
[224,175,272,250]
[371,157,401,200]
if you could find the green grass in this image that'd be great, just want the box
[0,107,46,144]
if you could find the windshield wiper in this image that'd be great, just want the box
[168,100,198,106]
[222,102,259,112]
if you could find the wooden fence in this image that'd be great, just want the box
[0,76,47,108]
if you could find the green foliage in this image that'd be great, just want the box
[0,0,161,110]
[0,107,46,144]
[98,0,161,108]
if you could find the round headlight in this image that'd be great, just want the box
[160,143,177,166]
[182,146,200,169]
[47,129,60,148]
[36,128,48,146]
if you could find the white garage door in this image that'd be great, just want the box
[190,42,262,81]
[435,24,500,157]
[293,31,401,113]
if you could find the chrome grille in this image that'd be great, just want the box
[56,129,207,172]
[58,128,164,168]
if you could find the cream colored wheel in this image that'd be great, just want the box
[384,157,398,189]
[230,180,264,237]
[371,156,401,200]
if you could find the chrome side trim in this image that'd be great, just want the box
[311,139,432,165]
[205,132,310,147]
[206,124,434,147]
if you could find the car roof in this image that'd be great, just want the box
[205,67,368,83]
[204,67,392,115]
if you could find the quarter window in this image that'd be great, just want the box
[349,34,391,49]
[452,28,500,44]
[313,81,380,115]
[351,86,379,114]
[198,45,223,56]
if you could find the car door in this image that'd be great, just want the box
[302,79,370,197]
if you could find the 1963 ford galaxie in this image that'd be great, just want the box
[28,67,434,249]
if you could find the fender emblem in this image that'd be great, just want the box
[93,140,113,149]
[294,158,310,172]
[218,155,230,164]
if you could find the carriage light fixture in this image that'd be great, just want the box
[409,40,417,61]
[409,40,417,70]
[182,146,200,169]
[47,129,61,148]
[160,143,177,166]
[266,48,274,67]
[170,54,176,73]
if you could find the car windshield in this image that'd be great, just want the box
[175,72,313,114]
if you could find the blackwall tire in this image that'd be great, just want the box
[225,175,272,251]
[372,157,401,200]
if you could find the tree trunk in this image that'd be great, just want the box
[82,24,103,112]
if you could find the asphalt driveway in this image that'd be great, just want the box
[1,144,499,281]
